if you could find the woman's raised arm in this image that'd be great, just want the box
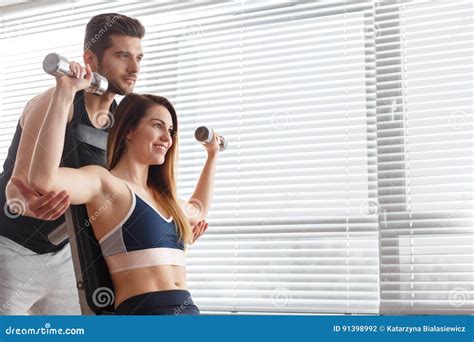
[28,63,105,205]
[183,130,220,224]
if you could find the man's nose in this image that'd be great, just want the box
[128,57,139,74]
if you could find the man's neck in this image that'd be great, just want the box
[83,91,117,128]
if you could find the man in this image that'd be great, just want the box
[1,12,208,315]
[0,13,146,315]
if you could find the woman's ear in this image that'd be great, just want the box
[125,128,137,141]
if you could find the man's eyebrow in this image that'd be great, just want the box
[150,118,174,128]
[114,51,144,57]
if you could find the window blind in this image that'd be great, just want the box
[154,1,380,314]
[375,1,474,314]
[1,0,381,315]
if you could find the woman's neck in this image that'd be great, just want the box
[111,154,149,189]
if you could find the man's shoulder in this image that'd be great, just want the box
[20,87,75,127]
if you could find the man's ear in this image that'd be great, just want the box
[83,50,99,72]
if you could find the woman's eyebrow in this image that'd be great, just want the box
[150,118,174,129]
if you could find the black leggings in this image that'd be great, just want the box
[115,289,200,315]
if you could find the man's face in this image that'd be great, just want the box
[97,34,143,95]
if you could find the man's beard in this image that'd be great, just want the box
[97,62,134,95]
[107,79,132,96]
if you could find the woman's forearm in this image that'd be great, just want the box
[189,152,218,219]
[29,87,75,192]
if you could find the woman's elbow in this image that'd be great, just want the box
[28,172,57,194]
[183,200,208,225]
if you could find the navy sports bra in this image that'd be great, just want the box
[98,183,185,273]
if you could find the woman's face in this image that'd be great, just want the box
[126,105,174,165]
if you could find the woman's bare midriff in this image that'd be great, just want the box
[111,264,187,308]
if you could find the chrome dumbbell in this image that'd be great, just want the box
[42,53,108,95]
[194,126,228,152]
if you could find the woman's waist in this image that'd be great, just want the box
[111,265,187,307]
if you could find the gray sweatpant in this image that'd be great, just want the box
[0,236,80,315]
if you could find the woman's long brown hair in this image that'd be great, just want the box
[107,93,192,244]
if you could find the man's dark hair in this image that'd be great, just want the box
[84,13,145,61]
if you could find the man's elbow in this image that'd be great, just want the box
[5,180,28,217]
[5,180,18,203]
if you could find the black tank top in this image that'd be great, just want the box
[0,90,117,254]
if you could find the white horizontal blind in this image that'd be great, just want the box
[375,1,474,314]
[0,1,380,314]
[0,0,217,163]
[166,1,380,314]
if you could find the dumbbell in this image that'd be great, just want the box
[42,53,108,96]
[194,126,228,152]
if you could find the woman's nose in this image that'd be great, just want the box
[161,132,172,143]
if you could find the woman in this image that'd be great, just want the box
[27,63,219,315]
